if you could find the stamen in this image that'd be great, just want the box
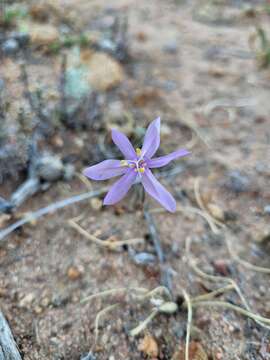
[136,148,142,156]
[120,160,128,167]
[138,167,145,173]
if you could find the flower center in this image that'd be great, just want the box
[120,148,147,176]
[129,159,146,174]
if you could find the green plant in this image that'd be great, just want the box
[1,4,28,27]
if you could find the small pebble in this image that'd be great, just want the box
[212,259,231,276]
[51,292,70,307]
[34,306,43,314]
[40,297,50,307]
[36,154,64,182]
[90,197,103,211]
[226,170,250,193]
[136,31,147,42]
[138,334,159,358]
[2,38,19,55]
[80,353,96,360]
[161,123,172,137]
[258,285,266,296]
[215,350,223,360]
[19,293,35,308]
[163,41,178,54]
[67,266,82,280]
[51,135,64,148]
[255,230,270,244]
[132,252,156,265]
[264,205,270,215]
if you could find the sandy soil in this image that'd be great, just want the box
[0,1,270,359]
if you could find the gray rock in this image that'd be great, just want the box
[36,155,64,182]
[11,32,29,47]
[1,39,19,55]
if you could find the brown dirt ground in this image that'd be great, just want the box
[1,0,270,359]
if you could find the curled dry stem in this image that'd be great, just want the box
[150,205,221,234]
[194,177,225,230]
[193,177,270,275]
[68,219,144,251]
[93,303,120,350]
[130,309,159,337]
[191,284,234,304]
[191,301,270,326]
[82,285,172,338]
[185,236,270,330]
[138,286,171,301]
[225,234,270,274]
[182,290,192,360]
[81,287,148,304]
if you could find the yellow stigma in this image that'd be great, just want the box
[136,148,142,156]
[138,167,145,173]
[120,160,128,167]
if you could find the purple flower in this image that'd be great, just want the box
[83,117,190,212]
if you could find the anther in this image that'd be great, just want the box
[120,160,128,167]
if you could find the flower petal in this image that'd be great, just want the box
[141,117,161,159]
[141,168,176,212]
[148,148,190,168]
[83,160,126,180]
[111,129,136,160]
[103,170,136,205]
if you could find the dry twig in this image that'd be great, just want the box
[68,219,144,250]
[0,311,22,360]
[0,187,109,242]
[93,304,120,349]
